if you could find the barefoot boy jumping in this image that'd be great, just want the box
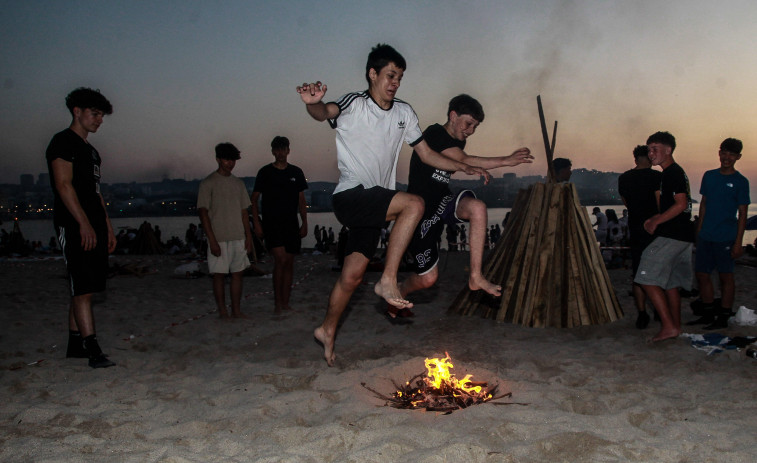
[298,44,488,366]
[395,94,532,317]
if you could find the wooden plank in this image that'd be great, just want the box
[511,183,546,325]
[537,96,556,183]
[531,183,562,326]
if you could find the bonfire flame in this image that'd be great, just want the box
[363,352,511,413]
[424,355,486,396]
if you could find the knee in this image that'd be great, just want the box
[418,269,438,289]
[339,272,364,292]
[408,194,424,217]
[461,198,487,222]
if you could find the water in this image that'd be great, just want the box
[9,204,757,250]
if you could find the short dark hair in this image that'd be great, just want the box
[65,87,113,115]
[365,43,406,85]
[720,137,742,154]
[553,157,572,171]
[271,136,290,150]
[646,131,676,152]
[448,94,485,122]
[215,142,240,160]
[632,145,649,159]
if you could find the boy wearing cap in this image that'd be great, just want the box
[251,136,308,313]
[634,131,695,342]
[198,143,253,318]
[690,138,750,330]
[297,43,488,366]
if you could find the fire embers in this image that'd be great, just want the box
[363,353,513,414]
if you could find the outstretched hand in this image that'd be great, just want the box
[462,165,492,185]
[507,147,534,165]
[296,81,327,104]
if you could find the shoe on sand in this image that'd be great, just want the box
[635,311,650,329]
[66,338,88,359]
[89,354,116,369]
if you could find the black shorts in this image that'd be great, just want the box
[407,190,475,274]
[263,222,301,254]
[57,223,108,296]
[332,185,397,259]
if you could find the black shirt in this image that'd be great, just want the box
[253,163,308,226]
[45,128,106,229]
[618,167,661,246]
[407,123,464,203]
[656,162,693,242]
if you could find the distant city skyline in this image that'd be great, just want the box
[2,1,756,203]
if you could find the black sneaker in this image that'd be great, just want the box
[687,312,716,326]
[690,298,719,316]
[88,354,116,369]
[635,311,650,329]
[703,310,733,331]
[66,334,88,359]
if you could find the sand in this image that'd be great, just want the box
[1,250,756,462]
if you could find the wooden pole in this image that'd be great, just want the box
[537,95,556,183]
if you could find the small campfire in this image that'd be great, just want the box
[362,353,516,413]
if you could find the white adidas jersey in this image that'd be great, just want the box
[329,91,423,194]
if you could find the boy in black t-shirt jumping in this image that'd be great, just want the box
[395,94,532,317]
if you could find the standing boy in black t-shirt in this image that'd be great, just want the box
[618,144,662,329]
[251,136,308,313]
[46,87,117,368]
[395,94,532,317]
[634,131,694,342]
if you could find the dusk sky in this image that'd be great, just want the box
[2,0,756,201]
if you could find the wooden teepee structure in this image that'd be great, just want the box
[449,96,622,327]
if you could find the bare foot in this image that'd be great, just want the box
[469,274,502,297]
[374,279,412,309]
[231,311,251,319]
[313,325,335,367]
[218,309,230,319]
[652,327,680,342]
[386,304,414,318]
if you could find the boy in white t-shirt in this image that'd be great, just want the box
[297,43,488,366]
[197,143,253,319]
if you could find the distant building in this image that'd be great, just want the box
[37,173,50,188]
[20,174,34,190]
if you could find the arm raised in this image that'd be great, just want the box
[296,81,339,121]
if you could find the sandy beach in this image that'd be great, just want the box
[1,250,756,462]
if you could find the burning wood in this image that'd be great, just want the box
[362,353,517,413]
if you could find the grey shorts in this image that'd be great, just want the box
[634,236,693,290]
